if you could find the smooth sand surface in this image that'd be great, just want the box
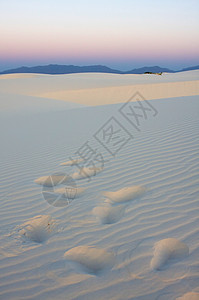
[0,71,199,106]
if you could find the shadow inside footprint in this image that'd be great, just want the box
[64,246,115,275]
[18,215,56,243]
[93,204,125,224]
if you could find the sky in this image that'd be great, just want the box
[0,0,199,71]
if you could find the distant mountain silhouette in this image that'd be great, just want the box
[124,66,174,74]
[0,64,122,75]
[177,65,199,72]
[0,64,198,75]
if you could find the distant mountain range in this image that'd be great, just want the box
[0,64,198,75]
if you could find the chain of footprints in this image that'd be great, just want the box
[16,159,197,300]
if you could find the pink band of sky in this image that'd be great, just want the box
[0,0,199,71]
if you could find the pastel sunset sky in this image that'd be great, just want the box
[0,0,199,71]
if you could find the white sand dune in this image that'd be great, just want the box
[0,71,199,299]
[64,246,115,274]
[18,215,56,243]
[0,92,84,115]
[0,71,198,106]
[103,185,147,203]
[151,238,189,270]
[40,79,199,106]
[0,73,39,79]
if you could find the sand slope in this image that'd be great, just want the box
[0,71,199,106]
[0,72,199,299]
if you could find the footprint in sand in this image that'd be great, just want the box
[102,185,146,204]
[55,186,86,198]
[64,245,115,274]
[92,203,125,224]
[72,166,103,180]
[150,238,189,270]
[18,215,56,243]
[34,173,69,187]
[176,292,199,300]
[60,159,84,166]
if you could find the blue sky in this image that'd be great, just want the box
[0,0,199,71]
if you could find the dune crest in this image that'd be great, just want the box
[0,73,37,79]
